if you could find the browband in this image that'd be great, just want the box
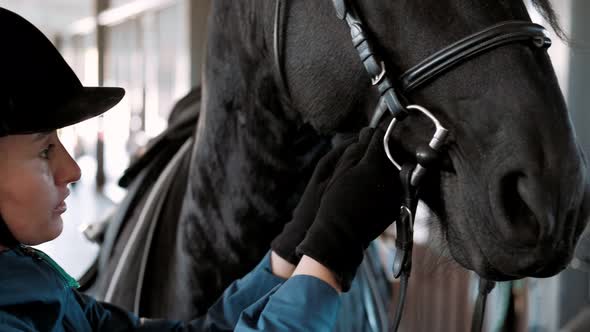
[400,21,551,92]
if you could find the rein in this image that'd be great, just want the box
[273,0,552,330]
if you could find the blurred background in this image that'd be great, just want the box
[0,0,208,200]
[0,0,209,280]
[0,0,588,331]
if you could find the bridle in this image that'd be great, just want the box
[273,0,552,331]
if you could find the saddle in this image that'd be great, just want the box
[78,88,201,301]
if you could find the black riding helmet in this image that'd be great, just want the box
[0,8,125,247]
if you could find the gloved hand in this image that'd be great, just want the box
[271,136,357,264]
[296,127,401,291]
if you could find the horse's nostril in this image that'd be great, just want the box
[498,173,540,246]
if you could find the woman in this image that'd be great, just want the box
[0,7,398,331]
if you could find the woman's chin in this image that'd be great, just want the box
[49,216,64,240]
[30,216,64,245]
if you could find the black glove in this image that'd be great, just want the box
[296,127,400,291]
[271,136,357,264]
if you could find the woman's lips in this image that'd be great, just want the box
[54,201,67,214]
[54,190,70,214]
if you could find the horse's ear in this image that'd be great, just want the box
[332,0,347,19]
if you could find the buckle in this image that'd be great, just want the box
[371,61,387,86]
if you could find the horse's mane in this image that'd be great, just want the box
[531,0,568,41]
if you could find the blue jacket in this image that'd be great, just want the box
[0,246,341,331]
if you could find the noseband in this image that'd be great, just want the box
[273,1,551,331]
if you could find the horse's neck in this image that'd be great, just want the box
[179,0,326,266]
[186,96,311,246]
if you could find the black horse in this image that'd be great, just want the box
[88,0,589,329]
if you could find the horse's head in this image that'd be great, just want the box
[279,0,590,280]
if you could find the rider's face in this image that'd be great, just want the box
[0,131,81,246]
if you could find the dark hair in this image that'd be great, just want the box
[531,0,569,42]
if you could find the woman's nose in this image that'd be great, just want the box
[54,144,82,185]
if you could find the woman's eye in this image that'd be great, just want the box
[39,144,55,159]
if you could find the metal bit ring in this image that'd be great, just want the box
[383,105,448,186]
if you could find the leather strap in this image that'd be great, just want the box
[389,163,417,331]
[274,0,290,96]
[332,0,347,19]
[471,279,497,332]
[400,21,551,92]
[332,0,408,120]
